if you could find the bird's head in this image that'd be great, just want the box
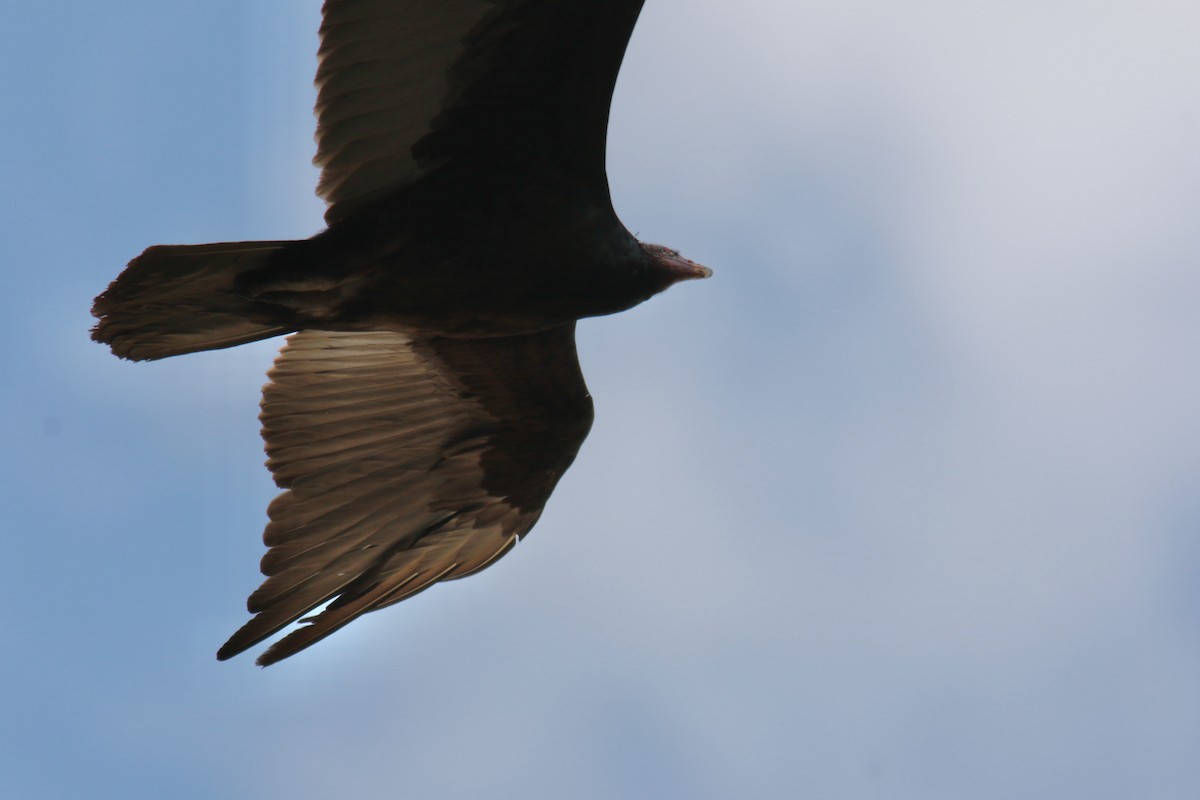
[639,243,713,291]
[573,240,711,320]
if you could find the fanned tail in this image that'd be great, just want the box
[92,241,298,361]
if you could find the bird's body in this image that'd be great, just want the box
[92,0,708,666]
[237,178,664,337]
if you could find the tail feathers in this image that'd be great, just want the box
[92,241,297,361]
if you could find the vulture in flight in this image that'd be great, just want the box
[92,0,709,666]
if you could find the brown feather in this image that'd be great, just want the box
[215,326,592,663]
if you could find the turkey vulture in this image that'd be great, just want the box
[92,0,709,666]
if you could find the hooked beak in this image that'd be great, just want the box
[660,252,713,282]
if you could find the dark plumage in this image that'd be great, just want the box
[92,0,709,666]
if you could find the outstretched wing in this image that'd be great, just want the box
[217,325,593,665]
[315,0,646,223]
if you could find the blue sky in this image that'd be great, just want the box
[4,1,1199,798]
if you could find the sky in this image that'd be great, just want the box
[3,1,1199,797]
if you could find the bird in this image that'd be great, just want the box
[91,0,710,666]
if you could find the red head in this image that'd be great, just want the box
[573,241,712,320]
[640,243,713,289]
